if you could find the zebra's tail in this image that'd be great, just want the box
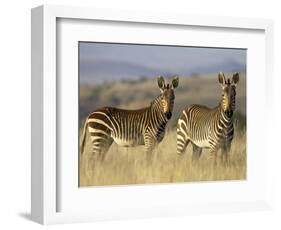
[80,119,88,155]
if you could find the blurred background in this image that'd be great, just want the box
[79,42,246,131]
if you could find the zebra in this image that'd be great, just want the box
[176,72,239,165]
[80,76,179,163]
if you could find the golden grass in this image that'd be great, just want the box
[79,129,246,187]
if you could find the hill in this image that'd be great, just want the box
[79,72,246,129]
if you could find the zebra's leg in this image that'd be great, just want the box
[87,146,100,173]
[221,144,231,166]
[145,143,156,163]
[89,136,113,169]
[177,122,189,156]
[192,143,202,161]
[98,138,114,162]
[177,134,190,156]
[209,148,218,167]
[144,135,156,163]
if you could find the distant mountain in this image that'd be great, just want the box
[185,58,246,77]
[80,59,246,85]
[80,59,160,84]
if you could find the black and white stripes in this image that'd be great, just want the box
[80,76,179,162]
[177,72,239,164]
[80,72,240,166]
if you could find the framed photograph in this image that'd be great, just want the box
[31,5,274,224]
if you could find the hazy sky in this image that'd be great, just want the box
[79,42,246,85]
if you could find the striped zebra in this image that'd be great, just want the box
[177,72,239,164]
[80,76,179,162]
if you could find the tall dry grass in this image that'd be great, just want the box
[79,128,246,187]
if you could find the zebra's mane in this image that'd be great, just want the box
[150,94,162,109]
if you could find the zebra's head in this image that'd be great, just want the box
[218,72,239,117]
[157,76,179,119]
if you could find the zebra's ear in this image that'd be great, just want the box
[157,76,165,89]
[172,76,179,89]
[232,72,239,85]
[218,72,226,85]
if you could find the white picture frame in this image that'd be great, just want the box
[31,5,274,225]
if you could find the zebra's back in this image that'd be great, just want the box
[87,107,148,147]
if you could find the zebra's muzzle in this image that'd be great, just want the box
[165,111,172,119]
[226,110,233,117]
